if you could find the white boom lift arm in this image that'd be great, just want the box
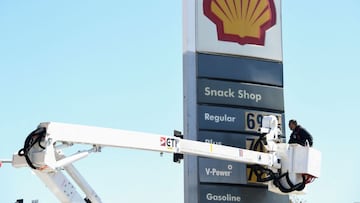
[7,115,321,203]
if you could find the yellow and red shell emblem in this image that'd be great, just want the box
[203,0,276,46]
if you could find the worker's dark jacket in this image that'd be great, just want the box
[288,125,313,147]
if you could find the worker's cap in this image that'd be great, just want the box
[288,119,297,125]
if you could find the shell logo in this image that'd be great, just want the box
[203,0,277,46]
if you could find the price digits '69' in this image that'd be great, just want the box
[244,112,282,132]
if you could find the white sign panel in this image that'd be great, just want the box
[196,0,282,61]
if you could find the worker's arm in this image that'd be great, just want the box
[299,127,313,147]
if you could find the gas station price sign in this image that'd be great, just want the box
[244,111,283,133]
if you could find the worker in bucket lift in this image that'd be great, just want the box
[288,119,313,147]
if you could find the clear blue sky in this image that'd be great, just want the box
[0,0,359,202]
